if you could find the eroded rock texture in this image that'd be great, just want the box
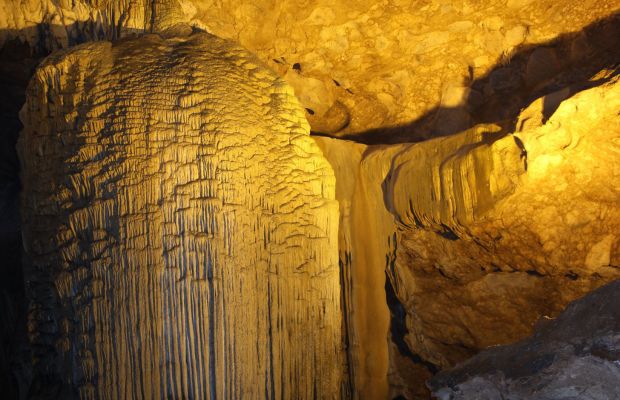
[18,32,343,399]
[1,0,619,141]
[430,279,620,400]
[0,0,190,46]
[386,71,620,372]
[191,0,620,141]
[319,71,620,398]
[2,1,620,399]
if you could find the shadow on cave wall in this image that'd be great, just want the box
[327,11,620,145]
[0,31,41,400]
[364,11,620,399]
[0,11,618,399]
[0,22,151,399]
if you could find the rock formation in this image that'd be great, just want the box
[430,279,620,400]
[317,70,620,398]
[18,32,344,399]
[314,138,401,398]
[384,69,620,372]
[189,0,620,142]
[1,1,618,141]
[0,0,619,399]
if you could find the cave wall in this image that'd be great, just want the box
[188,0,620,141]
[1,0,618,141]
[317,71,620,398]
[18,32,344,398]
[0,0,618,399]
[385,72,620,369]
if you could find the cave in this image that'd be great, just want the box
[0,1,619,399]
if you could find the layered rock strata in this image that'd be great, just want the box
[18,32,344,399]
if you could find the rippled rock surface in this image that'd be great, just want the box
[18,32,344,399]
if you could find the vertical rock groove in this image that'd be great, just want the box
[18,32,344,399]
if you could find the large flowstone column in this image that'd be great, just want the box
[18,32,343,399]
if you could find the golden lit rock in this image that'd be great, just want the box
[317,71,620,398]
[315,137,401,399]
[18,32,344,398]
[387,72,620,363]
[0,0,619,399]
[1,0,618,140]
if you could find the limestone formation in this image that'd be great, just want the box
[186,0,620,141]
[18,32,343,399]
[1,0,620,399]
[384,71,620,371]
[314,137,402,399]
[430,279,620,400]
[0,0,191,47]
[318,71,620,398]
[1,0,618,140]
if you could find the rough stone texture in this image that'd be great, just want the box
[430,279,620,400]
[1,1,620,399]
[384,71,620,372]
[319,71,620,398]
[0,0,190,46]
[18,32,343,399]
[187,0,620,142]
[1,0,619,141]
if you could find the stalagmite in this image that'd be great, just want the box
[2,0,619,398]
[18,31,344,399]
